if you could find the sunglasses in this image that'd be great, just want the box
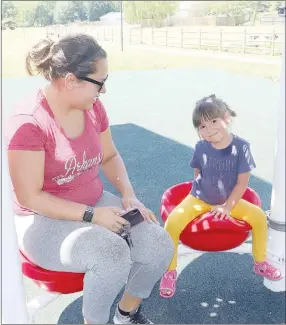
[79,74,108,92]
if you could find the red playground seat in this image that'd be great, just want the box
[161,181,261,251]
[20,251,84,294]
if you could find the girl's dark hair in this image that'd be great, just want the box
[192,94,237,128]
[26,33,107,80]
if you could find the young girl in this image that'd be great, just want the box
[159,94,283,298]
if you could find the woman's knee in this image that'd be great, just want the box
[100,235,132,274]
[63,226,132,273]
[147,226,174,270]
[153,226,174,263]
[133,223,174,265]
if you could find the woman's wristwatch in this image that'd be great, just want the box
[82,206,94,222]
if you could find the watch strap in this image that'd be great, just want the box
[83,206,94,222]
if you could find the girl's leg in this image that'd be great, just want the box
[160,195,211,297]
[164,195,211,271]
[230,199,282,280]
[230,199,267,262]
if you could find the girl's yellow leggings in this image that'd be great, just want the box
[164,195,268,271]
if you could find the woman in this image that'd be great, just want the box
[6,33,174,324]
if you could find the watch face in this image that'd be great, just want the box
[88,206,93,213]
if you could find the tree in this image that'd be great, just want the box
[4,0,121,27]
[269,1,285,11]
[53,1,119,24]
[123,1,138,24]
[206,1,248,17]
[54,2,68,24]
[34,1,56,26]
[65,1,87,23]
[205,1,277,24]
[23,9,37,26]
[13,1,39,27]
[123,1,178,26]
[54,1,87,24]
[244,1,271,24]
[2,1,18,20]
[86,1,120,21]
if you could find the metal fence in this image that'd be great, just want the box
[129,27,284,56]
[260,16,285,25]
[46,24,284,56]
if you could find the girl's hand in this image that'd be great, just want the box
[121,196,159,224]
[211,204,231,220]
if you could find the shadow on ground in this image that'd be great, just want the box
[57,124,284,324]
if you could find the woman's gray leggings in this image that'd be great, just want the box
[15,191,174,324]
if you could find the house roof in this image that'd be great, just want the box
[99,12,123,20]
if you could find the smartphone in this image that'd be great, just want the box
[121,208,144,227]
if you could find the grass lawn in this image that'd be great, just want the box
[2,27,282,82]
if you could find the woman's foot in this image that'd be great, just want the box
[159,270,177,298]
[253,260,283,281]
[113,304,153,324]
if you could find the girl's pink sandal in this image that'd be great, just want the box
[159,270,177,298]
[253,261,283,281]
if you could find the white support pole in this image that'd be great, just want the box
[1,147,29,323]
[120,0,124,52]
[264,52,285,292]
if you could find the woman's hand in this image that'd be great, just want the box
[121,196,159,224]
[211,204,231,220]
[92,207,129,233]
